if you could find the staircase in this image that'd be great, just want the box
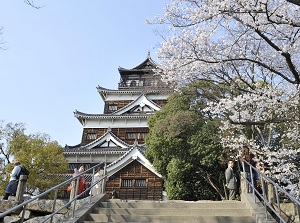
[82,199,256,223]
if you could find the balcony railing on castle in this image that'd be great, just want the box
[118,82,172,90]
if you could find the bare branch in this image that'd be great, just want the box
[0,27,7,50]
[23,0,44,9]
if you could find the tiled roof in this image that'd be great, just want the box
[63,147,130,155]
[96,85,173,94]
[118,54,158,72]
[73,110,153,119]
[96,85,145,94]
[64,130,131,152]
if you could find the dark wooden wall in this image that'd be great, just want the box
[105,160,163,200]
[104,100,133,114]
[81,127,149,145]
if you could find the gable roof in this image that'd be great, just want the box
[118,53,158,74]
[64,130,131,153]
[112,94,162,115]
[80,130,130,150]
[106,146,162,178]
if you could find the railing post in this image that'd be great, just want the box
[69,180,77,202]
[267,182,275,204]
[19,203,27,223]
[103,162,107,194]
[297,202,300,222]
[260,174,269,220]
[50,189,59,223]
[71,177,80,218]
[250,166,255,197]
[274,186,282,223]
[16,175,28,203]
[240,172,247,194]
[89,168,96,203]
[101,176,107,194]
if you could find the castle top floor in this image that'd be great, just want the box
[117,53,171,91]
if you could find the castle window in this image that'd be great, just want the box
[121,179,133,187]
[130,81,137,87]
[121,179,146,188]
[108,105,118,111]
[125,132,147,140]
[86,133,97,140]
[135,179,147,187]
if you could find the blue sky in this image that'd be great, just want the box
[0,1,167,146]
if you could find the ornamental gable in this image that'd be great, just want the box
[106,146,162,178]
[112,94,161,115]
[80,130,130,150]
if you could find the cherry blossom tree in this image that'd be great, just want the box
[205,85,300,196]
[150,0,300,196]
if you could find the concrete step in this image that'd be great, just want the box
[82,199,256,223]
[98,200,247,209]
[83,215,255,223]
[93,207,251,216]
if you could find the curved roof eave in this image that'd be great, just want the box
[63,149,129,155]
[74,110,153,119]
[97,85,144,94]
[97,85,174,94]
[118,55,159,72]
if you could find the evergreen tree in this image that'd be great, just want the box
[0,121,68,194]
[146,81,227,200]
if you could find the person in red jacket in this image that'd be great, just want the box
[73,165,88,195]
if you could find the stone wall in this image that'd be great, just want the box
[0,196,90,223]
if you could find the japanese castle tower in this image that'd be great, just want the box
[64,53,173,172]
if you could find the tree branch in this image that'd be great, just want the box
[287,0,300,6]
[23,0,44,9]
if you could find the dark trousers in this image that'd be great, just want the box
[228,188,236,200]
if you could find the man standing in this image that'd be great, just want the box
[225,160,237,200]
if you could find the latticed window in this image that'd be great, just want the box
[121,179,133,187]
[108,105,118,111]
[125,132,147,140]
[135,179,146,187]
[86,133,97,140]
[121,179,146,188]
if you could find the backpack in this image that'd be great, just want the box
[16,165,30,180]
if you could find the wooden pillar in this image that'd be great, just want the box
[16,175,28,203]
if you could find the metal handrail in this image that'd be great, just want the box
[241,159,300,223]
[0,162,106,223]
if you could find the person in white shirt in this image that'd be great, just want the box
[3,159,21,200]
[90,168,104,196]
